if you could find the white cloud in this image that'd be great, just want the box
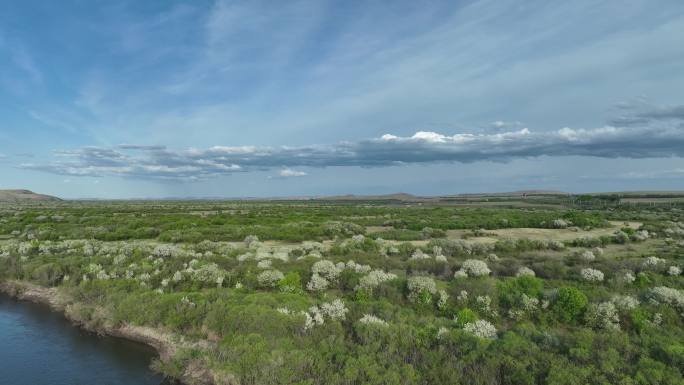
[278,168,307,178]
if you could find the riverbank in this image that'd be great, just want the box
[0,280,216,385]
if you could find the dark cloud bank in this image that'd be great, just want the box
[21,104,684,181]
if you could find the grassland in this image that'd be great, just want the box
[0,196,683,385]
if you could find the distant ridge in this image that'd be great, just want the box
[443,190,571,198]
[0,190,62,203]
[312,191,570,202]
[316,192,420,201]
[25,190,684,202]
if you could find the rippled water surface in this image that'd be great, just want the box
[0,294,165,385]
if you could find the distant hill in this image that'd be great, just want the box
[0,190,62,203]
[442,190,571,198]
[315,193,422,201]
[312,191,571,202]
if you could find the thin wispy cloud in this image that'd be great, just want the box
[618,169,684,180]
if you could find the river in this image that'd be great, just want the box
[0,294,167,385]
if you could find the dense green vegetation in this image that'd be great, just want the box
[0,202,608,243]
[1,200,683,385]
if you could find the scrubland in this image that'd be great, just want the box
[0,199,683,385]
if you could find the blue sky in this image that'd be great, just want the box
[1,0,684,198]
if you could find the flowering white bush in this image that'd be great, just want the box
[385,245,399,255]
[172,271,183,282]
[302,300,348,330]
[633,230,650,241]
[457,290,469,303]
[521,294,540,313]
[456,259,491,277]
[551,219,571,229]
[618,271,636,284]
[579,250,595,262]
[244,235,260,248]
[302,310,322,330]
[298,250,322,260]
[652,312,663,326]
[319,299,349,321]
[271,249,290,262]
[302,241,324,252]
[611,295,639,310]
[351,234,365,244]
[96,270,111,280]
[516,267,536,277]
[359,314,388,327]
[152,244,183,258]
[508,309,525,320]
[475,295,497,317]
[437,290,450,310]
[191,263,225,284]
[345,260,372,274]
[356,270,397,290]
[580,268,604,282]
[38,243,54,255]
[86,263,104,274]
[257,259,272,269]
[137,273,151,282]
[18,242,34,255]
[312,260,342,281]
[453,270,468,279]
[113,254,127,266]
[650,286,684,312]
[668,266,682,276]
[257,269,285,288]
[276,307,290,315]
[613,231,630,243]
[179,296,196,308]
[463,320,497,339]
[407,276,437,302]
[237,246,290,263]
[435,254,448,263]
[306,274,329,292]
[585,302,620,330]
[410,249,431,260]
[642,256,666,268]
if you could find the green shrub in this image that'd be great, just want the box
[553,287,588,323]
[498,275,544,309]
[455,308,478,327]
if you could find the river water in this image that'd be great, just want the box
[0,294,167,385]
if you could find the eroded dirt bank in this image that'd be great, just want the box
[0,280,217,385]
